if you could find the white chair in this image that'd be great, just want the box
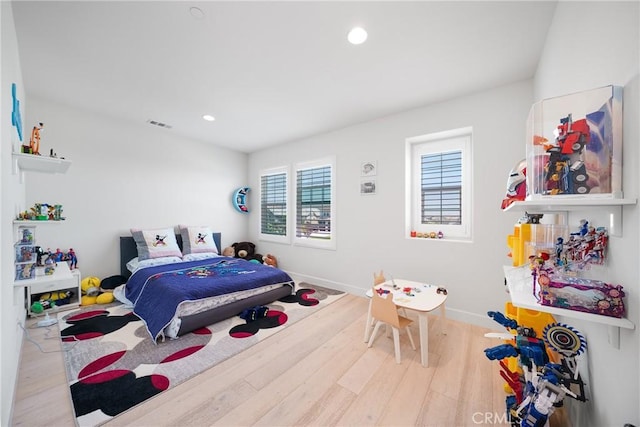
[367,287,416,363]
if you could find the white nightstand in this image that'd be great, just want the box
[15,262,82,316]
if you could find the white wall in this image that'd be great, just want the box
[534,2,639,426]
[23,97,250,280]
[1,2,27,425]
[249,80,532,328]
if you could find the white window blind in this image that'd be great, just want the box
[294,158,335,249]
[407,128,472,240]
[259,167,289,243]
[421,151,462,225]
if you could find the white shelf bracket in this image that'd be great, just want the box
[607,325,620,349]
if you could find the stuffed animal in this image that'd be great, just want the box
[222,246,235,257]
[81,276,115,305]
[263,254,278,268]
[231,241,264,264]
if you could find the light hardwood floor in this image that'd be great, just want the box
[12,294,513,427]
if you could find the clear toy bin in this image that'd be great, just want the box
[526,85,623,200]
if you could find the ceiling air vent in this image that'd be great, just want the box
[146,119,173,129]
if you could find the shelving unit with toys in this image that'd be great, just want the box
[11,152,79,315]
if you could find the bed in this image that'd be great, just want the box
[118,233,295,342]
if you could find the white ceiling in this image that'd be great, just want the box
[12,1,557,153]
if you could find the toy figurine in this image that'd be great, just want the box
[484,311,587,426]
[65,248,77,269]
[29,122,44,155]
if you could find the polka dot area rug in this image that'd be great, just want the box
[58,283,345,427]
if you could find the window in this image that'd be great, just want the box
[406,128,472,240]
[294,157,335,249]
[259,167,289,243]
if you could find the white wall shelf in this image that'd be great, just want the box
[13,220,65,226]
[12,152,71,175]
[504,198,637,237]
[504,265,634,349]
[504,197,637,212]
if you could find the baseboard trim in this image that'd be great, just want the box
[284,270,501,330]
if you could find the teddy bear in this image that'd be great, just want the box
[231,241,264,264]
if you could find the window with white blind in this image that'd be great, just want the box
[407,128,472,240]
[294,157,335,249]
[259,167,289,243]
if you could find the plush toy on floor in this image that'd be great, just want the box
[263,254,278,268]
[81,276,115,305]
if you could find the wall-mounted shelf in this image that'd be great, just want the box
[503,266,634,349]
[504,198,637,237]
[12,152,71,175]
[504,197,637,212]
[13,220,65,226]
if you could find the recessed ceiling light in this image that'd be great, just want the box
[202,114,215,122]
[347,27,367,45]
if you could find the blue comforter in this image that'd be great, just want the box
[125,257,294,342]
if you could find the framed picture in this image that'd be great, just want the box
[361,161,377,177]
[360,178,376,195]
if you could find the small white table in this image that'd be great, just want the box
[364,279,447,367]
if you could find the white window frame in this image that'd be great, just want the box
[293,157,336,250]
[406,127,473,241]
[258,166,290,244]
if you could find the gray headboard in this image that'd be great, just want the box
[119,232,222,278]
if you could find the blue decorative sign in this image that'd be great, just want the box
[11,83,23,141]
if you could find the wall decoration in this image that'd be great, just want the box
[233,187,250,213]
[11,83,23,142]
[360,161,377,177]
[360,178,376,195]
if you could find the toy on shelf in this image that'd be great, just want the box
[484,308,587,426]
[500,159,527,210]
[526,85,623,199]
[28,122,44,155]
[15,202,65,221]
[525,218,623,318]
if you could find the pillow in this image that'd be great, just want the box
[131,227,182,261]
[179,225,219,255]
[126,256,183,273]
[182,252,220,262]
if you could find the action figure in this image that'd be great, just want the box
[29,122,44,155]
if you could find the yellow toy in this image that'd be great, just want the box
[80,276,114,305]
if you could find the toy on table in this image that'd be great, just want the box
[65,248,77,269]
